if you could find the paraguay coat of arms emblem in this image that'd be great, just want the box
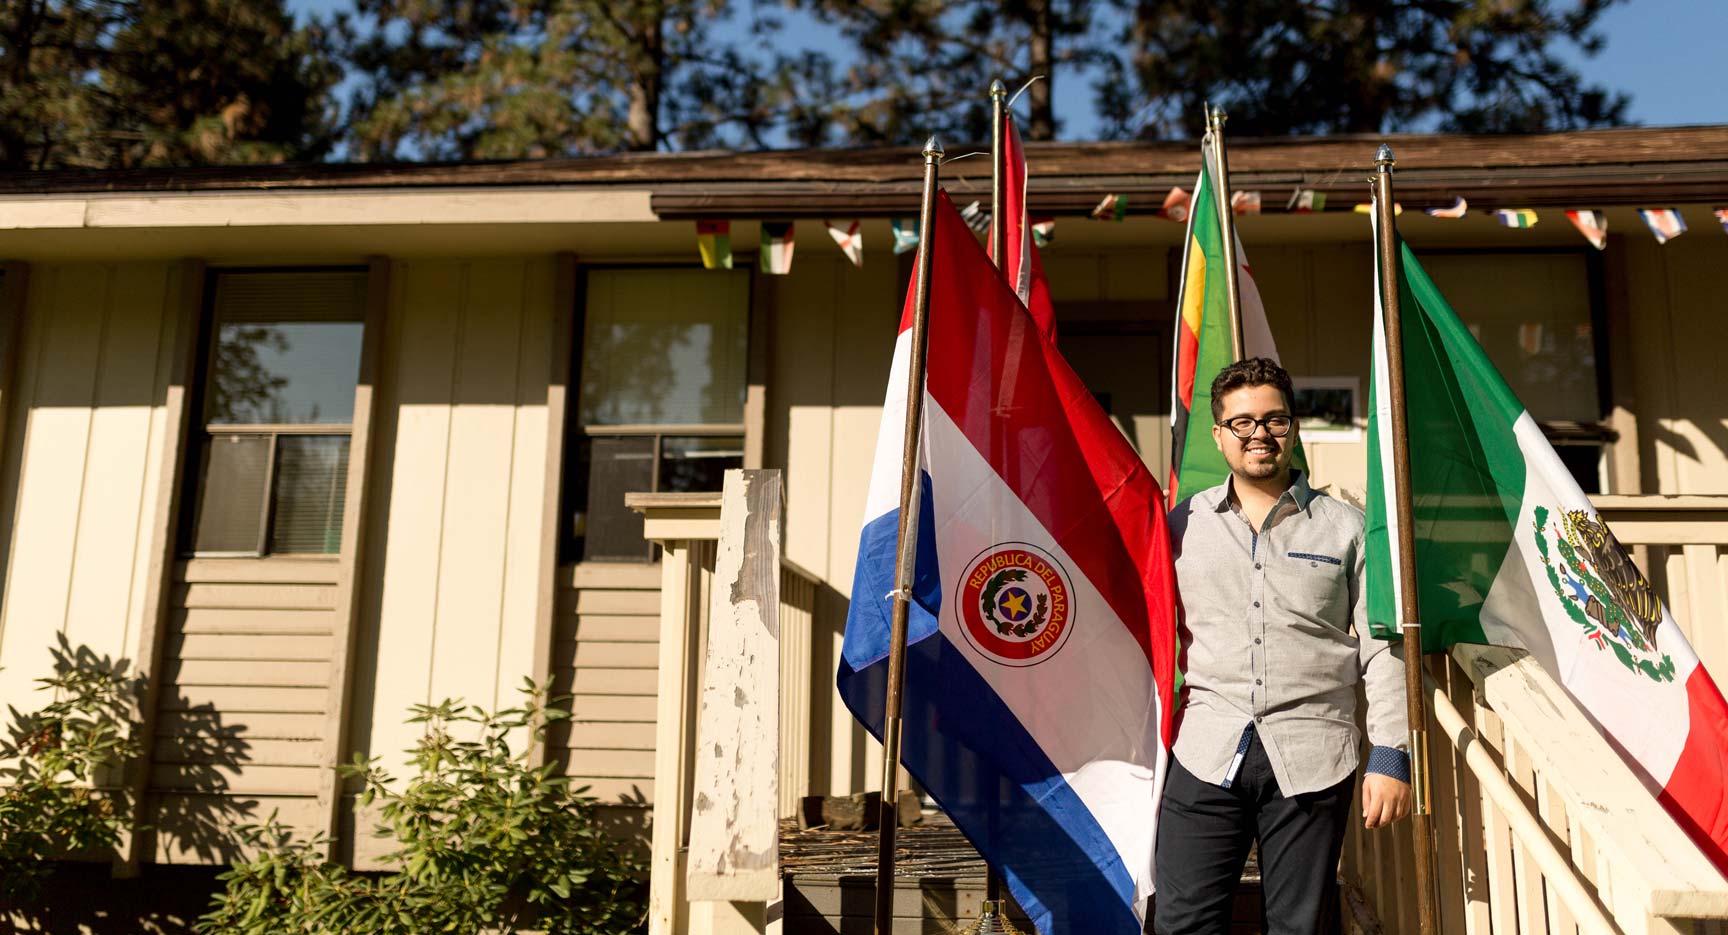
[956,542,1073,667]
[1532,506,1674,683]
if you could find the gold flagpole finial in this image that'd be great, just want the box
[1376,144,1396,168]
[924,136,944,162]
[990,79,1007,100]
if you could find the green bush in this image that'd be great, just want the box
[0,637,141,902]
[199,681,646,935]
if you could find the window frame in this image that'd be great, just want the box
[183,265,369,560]
[559,262,758,565]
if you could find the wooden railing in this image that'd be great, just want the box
[1344,645,1728,935]
[1343,492,1728,935]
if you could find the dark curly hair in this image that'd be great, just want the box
[1210,357,1295,421]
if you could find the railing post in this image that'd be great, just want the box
[632,492,726,935]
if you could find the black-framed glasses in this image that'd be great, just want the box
[1217,414,1294,439]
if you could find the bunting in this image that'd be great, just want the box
[696,220,732,270]
[1716,208,1728,234]
[1495,209,1539,229]
[1230,191,1261,215]
[891,218,920,255]
[1640,209,1688,245]
[1091,194,1128,222]
[1566,210,1609,250]
[1287,189,1325,213]
[759,221,795,275]
[1426,196,1468,219]
[960,201,993,234]
[826,219,864,267]
[1159,188,1188,223]
[1032,217,1056,247]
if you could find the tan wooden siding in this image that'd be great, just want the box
[1623,234,1728,496]
[142,558,338,862]
[550,562,659,812]
[0,263,180,715]
[351,258,557,786]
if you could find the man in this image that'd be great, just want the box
[1155,357,1411,935]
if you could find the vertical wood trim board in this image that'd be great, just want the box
[118,259,206,875]
[318,256,391,846]
[531,253,577,765]
[0,262,28,608]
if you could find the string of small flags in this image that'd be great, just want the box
[826,219,864,267]
[695,197,1725,271]
[891,218,919,255]
[1032,217,1056,247]
[696,220,732,270]
[760,221,794,275]
[960,201,993,234]
[1091,193,1128,222]
[1566,211,1608,250]
[1426,196,1468,219]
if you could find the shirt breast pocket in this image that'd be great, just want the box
[1273,551,1350,631]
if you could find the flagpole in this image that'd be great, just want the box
[1372,143,1439,935]
[875,135,943,935]
[990,79,1008,268]
[981,75,1011,926]
[1207,104,1247,362]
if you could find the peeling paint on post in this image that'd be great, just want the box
[686,468,783,907]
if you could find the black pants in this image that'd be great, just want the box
[1153,731,1354,935]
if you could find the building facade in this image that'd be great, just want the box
[0,125,1725,871]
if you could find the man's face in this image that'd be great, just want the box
[1211,384,1297,482]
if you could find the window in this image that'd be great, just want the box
[185,270,367,556]
[1422,251,1607,492]
[566,268,750,562]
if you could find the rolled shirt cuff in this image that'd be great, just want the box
[1365,745,1411,783]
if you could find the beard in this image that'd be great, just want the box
[1234,440,1286,479]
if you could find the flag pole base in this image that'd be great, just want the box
[957,899,1025,935]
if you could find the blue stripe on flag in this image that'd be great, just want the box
[840,475,943,671]
[838,487,1143,934]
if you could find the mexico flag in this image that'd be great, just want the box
[1365,207,1728,873]
[1168,137,1297,505]
[838,190,1176,932]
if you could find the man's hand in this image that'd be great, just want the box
[1362,774,1412,829]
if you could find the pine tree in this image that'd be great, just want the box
[1100,0,1628,138]
[786,0,1102,143]
[339,0,787,159]
[0,0,336,169]
[103,0,340,167]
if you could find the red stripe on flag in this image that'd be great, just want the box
[1657,665,1728,876]
[1167,320,1201,500]
[921,190,1177,742]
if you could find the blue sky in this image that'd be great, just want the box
[290,0,1728,141]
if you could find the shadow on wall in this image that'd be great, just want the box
[2,637,263,935]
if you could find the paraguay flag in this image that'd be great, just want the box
[837,191,1177,933]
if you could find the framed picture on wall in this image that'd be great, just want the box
[1292,377,1361,442]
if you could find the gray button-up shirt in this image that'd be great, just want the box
[1169,471,1408,796]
